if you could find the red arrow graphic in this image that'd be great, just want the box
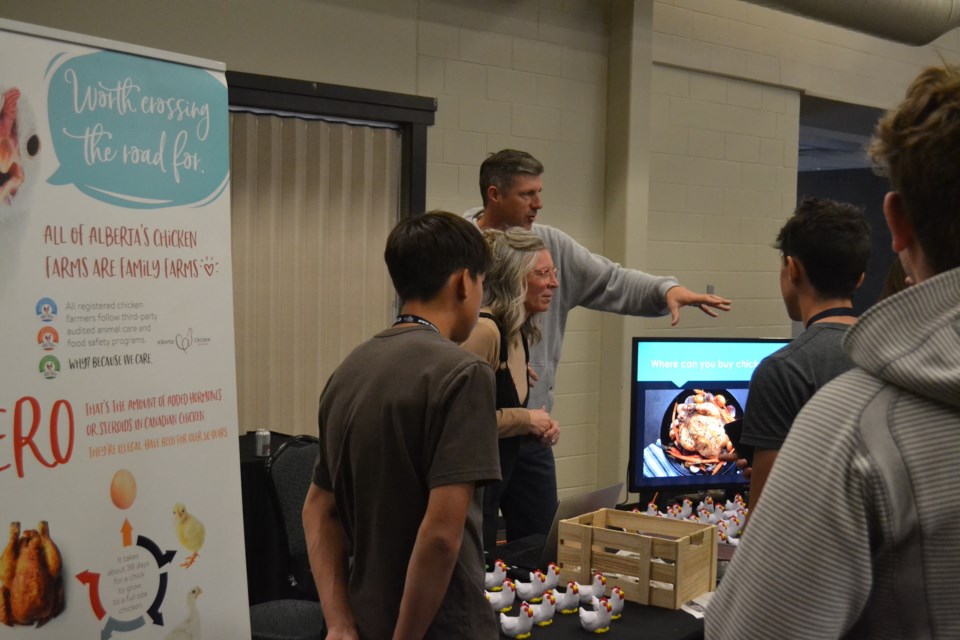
[75,570,106,619]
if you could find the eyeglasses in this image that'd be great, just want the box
[530,267,559,282]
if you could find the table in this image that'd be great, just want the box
[239,431,293,605]
[238,432,705,639]
[499,599,703,639]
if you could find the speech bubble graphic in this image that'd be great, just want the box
[634,341,785,387]
[47,50,228,209]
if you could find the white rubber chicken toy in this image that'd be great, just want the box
[515,569,546,603]
[722,514,745,537]
[173,503,205,569]
[554,581,580,614]
[576,572,607,603]
[718,531,740,546]
[484,559,507,590]
[529,591,556,627]
[579,596,612,634]
[499,601,533,639]
[538,562,561,591]
[485,579,516,613]
[609,586,625,620]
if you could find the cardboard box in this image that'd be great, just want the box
[557,509,717,609]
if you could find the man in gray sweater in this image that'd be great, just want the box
[465,149,731,540]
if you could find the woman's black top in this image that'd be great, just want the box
[479,312,528,410]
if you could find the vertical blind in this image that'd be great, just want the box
[230,112,401,436]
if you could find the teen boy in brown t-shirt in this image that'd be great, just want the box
[304,211,501,640]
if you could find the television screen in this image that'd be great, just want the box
[628,337,790,493]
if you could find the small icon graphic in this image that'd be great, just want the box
[176,328,193,353]
[36,297,58,322]
[200,256,218,277]
[38,326,59,351]
[39,355,60,379]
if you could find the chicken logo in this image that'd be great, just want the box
[36,298,58,322]
[38,355,60,380]
[38,327,59,352]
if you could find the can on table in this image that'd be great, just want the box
[255,429,272,457]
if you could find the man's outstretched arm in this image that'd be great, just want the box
[665,285,732,325]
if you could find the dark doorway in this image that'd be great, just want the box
[797,96,895,315]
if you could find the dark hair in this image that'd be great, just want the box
[774,198,870,299]
[880,256,910,300]
[869,64,960,273]
[479,149,544,206]
[384,211,491,303]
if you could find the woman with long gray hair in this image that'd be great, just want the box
[461,227,560,551]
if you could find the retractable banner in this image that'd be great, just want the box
[0,20,249,637]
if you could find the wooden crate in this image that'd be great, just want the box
[557,509,717,610]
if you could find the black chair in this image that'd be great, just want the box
[249,435,326,640]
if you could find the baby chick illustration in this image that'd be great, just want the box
[173,503,205,568]
[165,586,202,640]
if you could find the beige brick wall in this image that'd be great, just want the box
[641,0,960,346]
[6,0,960,497]
[653,0,960,107]
[415,2,611,497]
[642,65,799,340]
[0,0,423,95]
[419,4,609,228]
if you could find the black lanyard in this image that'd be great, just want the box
[393,314,439,333]
[805,307,858,329]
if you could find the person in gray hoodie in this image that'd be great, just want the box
[465,149,731,539]
[706,63,960,639]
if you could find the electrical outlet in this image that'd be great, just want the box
[707,284,715,295]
